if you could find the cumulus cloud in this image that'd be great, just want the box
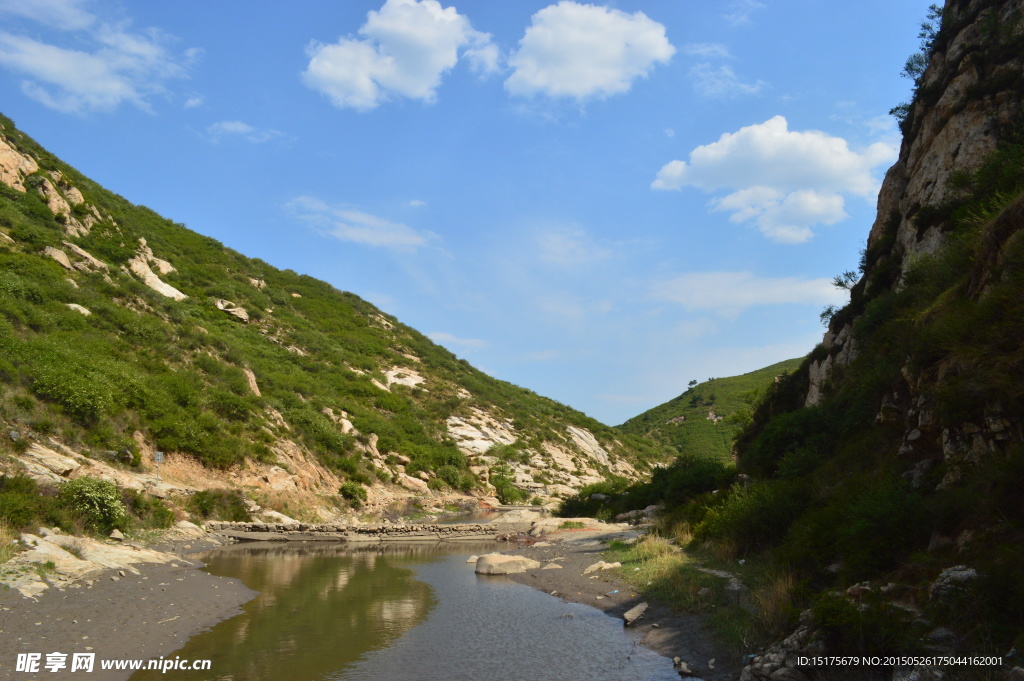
[0,4,196,114]
[652,115,896,243]
[302,0,497,111]
[651,271,848,316]
[428,332,488,349]
[288,196,432,249]
[505,1,674,100]
[207,120,283,143]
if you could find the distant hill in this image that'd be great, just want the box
[617,358,803,463]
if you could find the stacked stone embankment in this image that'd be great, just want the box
[206,521,503,542]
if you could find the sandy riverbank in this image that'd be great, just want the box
[498,526,741,681]
[0,535,255,681]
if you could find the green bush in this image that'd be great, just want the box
[834,477,928,580]
[694,480,809,555]
[338,481,367,507]
[58,477,129,533]
[187,489,251,522]
[812,592,923,655]
[121,489,175,529]
[0,474,41,528]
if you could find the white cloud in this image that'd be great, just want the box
[183,95,204,109]
[0,0,94,31]
[289,196,432,249]
[505,1,674,100]
[651,271,848,316]
[207,120,283,143]
[301,0,497,111]
[689,63,764,99]
[723,0,766,26]
[0,9,195,114]
[537,227,610,267]
[652,116,897,242]
[680,43,731,59]
[428,332,488,349]
[408,199,427,207]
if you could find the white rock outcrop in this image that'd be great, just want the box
[474,553,541,575]
[128,239,186,300]
[0,136,39,191]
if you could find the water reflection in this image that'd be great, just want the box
[131,542,497,681]
[130,542,679,681]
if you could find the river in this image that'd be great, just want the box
[129,542,680,681]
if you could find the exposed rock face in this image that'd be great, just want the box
[243,368,261,396]
[128,239,187,300]
[384,366,425,389]
[446,408,517,454]
[566,426,610,465]
[868,0,1024,263]
[806,0,1024,407]
[63,241,108,272]
[0,135,39,191]
[44,246,74,270]
[214,298,248,321]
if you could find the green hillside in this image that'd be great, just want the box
[618,358,803,463]
[0,112,667,498]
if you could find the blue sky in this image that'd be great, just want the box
[0,0,932,425]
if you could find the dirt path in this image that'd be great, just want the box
[501,528,741,681]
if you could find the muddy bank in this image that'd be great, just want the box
[0,533,255,681]
[499,527,740,681]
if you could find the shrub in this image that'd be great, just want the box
[694,480,809,555]
[58,477,129,533]
[338,481,367,507]
[121,489,175,529]
[0,474,40,528]
[187,489,251,522]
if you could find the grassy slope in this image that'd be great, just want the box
[617,358,803,463]
[0,113,667,489]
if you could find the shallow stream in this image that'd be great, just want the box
[129,542,679,681]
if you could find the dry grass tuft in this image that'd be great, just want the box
[751,565,798,637]
[0,520,18,563]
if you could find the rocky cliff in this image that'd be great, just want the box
[807,0,1024,407]
[720,0,1024,670]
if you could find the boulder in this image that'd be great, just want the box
[474,553,541,575]
[44,246,73,270]
[928,565,979,603]
[109,529,124,541]
[623,602,648,626]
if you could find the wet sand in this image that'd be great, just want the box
[0,539,255,681]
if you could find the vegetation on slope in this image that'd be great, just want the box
[0,113,667,500]
[618,358,803,464]
[572,3,1024,659]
